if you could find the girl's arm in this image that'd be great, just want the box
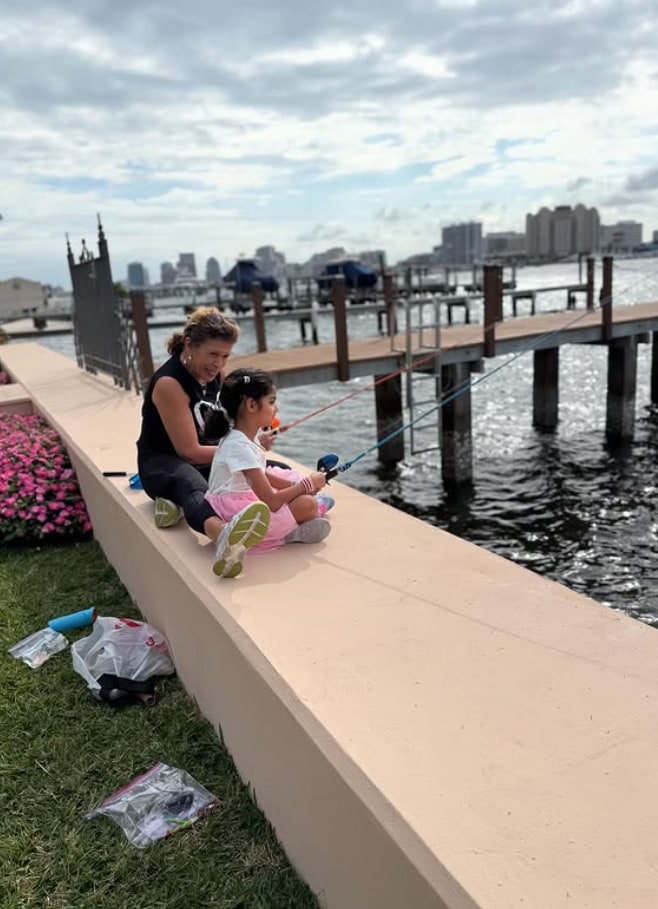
[243,467,325,512]
[152,377,216,464]
[267,472,296,490]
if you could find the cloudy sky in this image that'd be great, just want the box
[2,0,657,287]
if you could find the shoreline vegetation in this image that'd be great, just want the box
[0,540,319,908]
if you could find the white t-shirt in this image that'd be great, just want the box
[207,429,266,494]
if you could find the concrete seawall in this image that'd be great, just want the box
[2,342,658,909]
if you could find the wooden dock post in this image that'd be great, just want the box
[440,362,473,486]
[652,332,658,405]
[383,273,397,337]
[533,348,559,430]
[483,264,503,358]
[129,291,154,384]
[374,373,404,465]
[586,257,595,309]
[601,255,613,342]
[606,337,638,442]
[299,303,319,346]
[251,282,267,353]
[331,276,349,382]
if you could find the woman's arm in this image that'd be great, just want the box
[244,467,325,512]
[152,376,216,464]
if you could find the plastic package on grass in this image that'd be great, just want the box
[8,627,68,668]
[85,762,219,847]
[71,617,175,695]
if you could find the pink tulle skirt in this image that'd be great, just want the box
[205,466,303,553]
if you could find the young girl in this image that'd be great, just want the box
[204,368,332,574]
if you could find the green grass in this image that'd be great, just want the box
[0,541,319,909]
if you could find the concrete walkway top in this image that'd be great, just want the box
[2,342,658,909]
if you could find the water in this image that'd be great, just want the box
[23,258,658,626]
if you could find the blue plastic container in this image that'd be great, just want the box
[48,607,97,633]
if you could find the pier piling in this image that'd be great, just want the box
[586,257,595,309]
[331,276,349,382]
[251,283,267,353]
[533,347,560,430]
[606,337,638,442]
[440,362,473,486]
[483,265,503,357]
[601,256,613,342]
[374,374,404,465]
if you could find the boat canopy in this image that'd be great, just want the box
[318,259,378,290]
[223,259,279,294]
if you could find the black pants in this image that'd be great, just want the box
[138,454,216,534]
[138,454,291,535]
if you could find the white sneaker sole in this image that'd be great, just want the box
[213,502,271,578]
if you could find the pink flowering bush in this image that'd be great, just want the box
[0,413,93,544]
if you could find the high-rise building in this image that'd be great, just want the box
[600,221,643,252]
[525,205,599,259]
[255,245,287,284]
[127,261,148,289]
[177,253,197,278]
[441,223,483,265]
[160,261,176,284]
[206,257,221,285]
[484,232,526,258]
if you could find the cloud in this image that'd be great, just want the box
[1,0,658,285]
[567,177,590,192]
[625,166,658,192]
[296,224,348,244]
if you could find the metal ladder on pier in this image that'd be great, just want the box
[396,295,443,456]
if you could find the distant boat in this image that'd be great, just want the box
[317,258,378,292]
[222,258,280,314]
[316,258,378,305]
[223,258,279,295]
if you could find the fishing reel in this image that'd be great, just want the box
[317,452,340,482]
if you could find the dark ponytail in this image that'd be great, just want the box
[203,406,231,442]
[203,367,274,442]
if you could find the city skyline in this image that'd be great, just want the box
[1,0,657,287]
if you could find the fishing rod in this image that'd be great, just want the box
[280,256,600,434]
[278,349,441,434]
[312,264,653,481]
[281,256,658,437]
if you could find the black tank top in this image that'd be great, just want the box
[136,355,221,460]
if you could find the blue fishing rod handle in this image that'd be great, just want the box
[317,452,340,482]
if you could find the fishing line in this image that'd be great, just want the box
[283,257,652,436]
[278,254,594,432]
[329,264,655,476]
[279,349,440,433]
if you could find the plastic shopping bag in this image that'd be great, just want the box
[71,617,175,706]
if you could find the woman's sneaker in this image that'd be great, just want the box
[213,502,271,578]
[154,497,183,528]
[285,517,331,544]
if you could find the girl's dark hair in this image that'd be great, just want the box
[204,368,275,441]
[166,307,239,356]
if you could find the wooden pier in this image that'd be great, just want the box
[227,264,658,486]
[4,258,657,487]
